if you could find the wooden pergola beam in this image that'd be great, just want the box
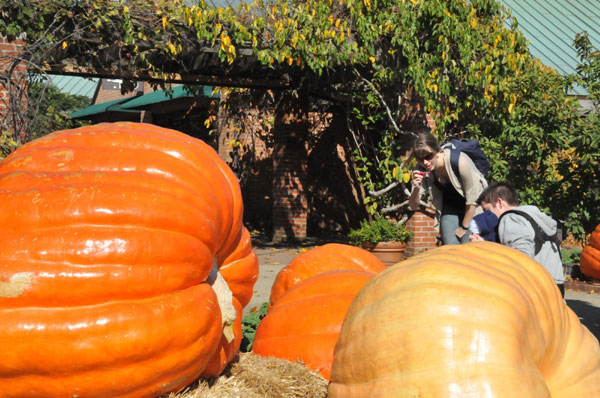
[43,64,290,89]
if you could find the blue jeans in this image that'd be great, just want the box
[441,213,471,245]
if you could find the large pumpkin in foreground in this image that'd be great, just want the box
[581,224,600,280]
[329,241,600,397]
[253,244,385,379]
[0,122,259,397]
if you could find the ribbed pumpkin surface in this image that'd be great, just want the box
[0,122,258,397]
[253,269,376,379]
[329,241,600,397]
[581,224,600,280]
[269,243,386,304]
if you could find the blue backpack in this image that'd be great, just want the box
[443,139,489,180]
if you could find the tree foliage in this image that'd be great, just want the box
[27,77,91,138]
[0,0,598,238]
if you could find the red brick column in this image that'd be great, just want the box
[271,97,308,242]
[405,209,439,257]
[0,36,27,141]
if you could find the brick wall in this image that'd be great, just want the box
[216,92,440,245]
[0,36,27,139]
[217,96,274,233]
[271,102,309,242]
[405,209,439,257]
[94,79,144,104]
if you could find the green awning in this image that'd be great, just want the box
[70,96,139,119]
[119,85,216,110]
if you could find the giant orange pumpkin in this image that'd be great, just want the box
[581,224,600,280]
[253,244,385,379]
[0,122,259,397]
[253,269,377,379]
[329,241,600,397]
[269,243,387,304]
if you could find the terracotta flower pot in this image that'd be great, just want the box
[364,241,407,266]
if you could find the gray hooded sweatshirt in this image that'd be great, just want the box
[498,205,565,284]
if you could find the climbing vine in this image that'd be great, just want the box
[0,0,598,238]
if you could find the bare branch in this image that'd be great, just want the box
[382,199,435,214]
[369,181,399,197]
[353,67,418,139]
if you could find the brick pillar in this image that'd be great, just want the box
[271,94,308,242]
[405,209,439,257]
[0,35,27,143]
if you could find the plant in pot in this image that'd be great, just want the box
[348,215,414,266]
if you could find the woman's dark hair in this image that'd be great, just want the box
[413,132,440,160]
[477,182,520,206]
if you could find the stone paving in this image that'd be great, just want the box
[246,242,600,341]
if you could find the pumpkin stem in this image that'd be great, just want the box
[207,262,237,343]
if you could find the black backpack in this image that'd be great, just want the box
[497,209,562,259]
[443,139,489,180]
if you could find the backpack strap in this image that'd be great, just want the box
[449,147,461,180]
[498,209,561,258]
[441,142,462,181]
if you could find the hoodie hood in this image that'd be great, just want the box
[517,205,558,236]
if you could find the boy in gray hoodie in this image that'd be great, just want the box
[470,182,565,297]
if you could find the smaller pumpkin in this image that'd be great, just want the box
[253,269,377,379]
[253,244,385,379]
[580,224,600,280]
[269,243,386,304]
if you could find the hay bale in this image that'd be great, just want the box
[165,353,328,398]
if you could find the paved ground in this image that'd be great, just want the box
[246,243,600,341]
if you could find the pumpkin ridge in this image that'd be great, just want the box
[0,122,258,396]
[0,283,222,376]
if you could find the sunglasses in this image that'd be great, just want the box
[417,152,436,162]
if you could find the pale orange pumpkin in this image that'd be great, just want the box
[329,241,600,397]
[0,122,258,397]
[580,224,600,280]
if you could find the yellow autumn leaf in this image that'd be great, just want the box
[123,6,129,14]
[162,16,167,30]
[62,41,67,50]
[410,0,418,4]
[403,172,411,183]
[227,45,236,63]
[392,166,401,180]
[369,56,376,63]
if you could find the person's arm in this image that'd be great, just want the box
[408,172,425,211]
[455,204,477,239]
[454,154,484,239]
